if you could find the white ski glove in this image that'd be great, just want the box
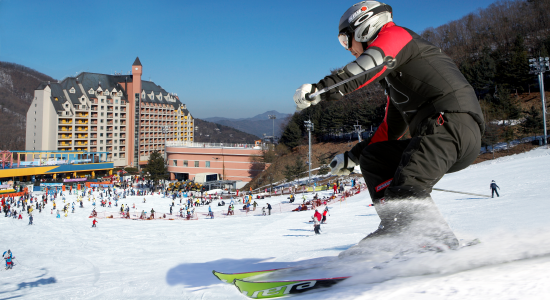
[329,151,357,176]
[294,84,321,111]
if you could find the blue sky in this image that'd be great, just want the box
[0,0,497,119]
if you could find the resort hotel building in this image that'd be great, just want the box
[25,58,194,168]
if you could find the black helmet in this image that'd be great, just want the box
[338,1,393,50]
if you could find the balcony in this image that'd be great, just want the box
[120,154,126,158]
[59,119,72,124]
[76,120,88,125]
[75,134,88,139]
[75,113,88,118]
[91,127,97,132]
[58,126,72,132]
[76,141,88,146]
[120,141,126,145]
[58,142,72,146]
[76,126,88,132]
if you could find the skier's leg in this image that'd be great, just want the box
[495,189,499,197]
[357,113,481,251]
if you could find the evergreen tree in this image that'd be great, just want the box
[294,156,307,179]
[522,105,544,136]
[279,118,302,148]
[144,150,167,185]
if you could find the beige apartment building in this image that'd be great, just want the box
[25,58,194,167]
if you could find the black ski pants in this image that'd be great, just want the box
[360,113,481,202]
[491,188,499,198]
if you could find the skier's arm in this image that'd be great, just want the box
[315,25,413,102]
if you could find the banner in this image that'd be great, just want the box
[63,178,87,182]
[40,183,63,187]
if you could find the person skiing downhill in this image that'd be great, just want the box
[490,180,500,198]
[294,1,484,253]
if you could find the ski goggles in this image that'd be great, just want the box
[338,30,353,50]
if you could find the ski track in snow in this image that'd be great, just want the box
[1,147,550,299]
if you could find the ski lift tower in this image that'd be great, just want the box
[304,120,314,185]
[529,57,549,145]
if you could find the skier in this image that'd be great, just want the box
[92,218,98,227]
[294,1,484,252]
[322,207,329,224]
[28,214,33,225]
[3,249,13,269]
[313,216,321,234]
[267,203,272,216]
[490,180,500,198]
[262,207,266,216]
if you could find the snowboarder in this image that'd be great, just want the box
[294,1,484,252]
[490,180,500,198]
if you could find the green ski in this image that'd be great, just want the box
[234,277,349,298]
[212,268,287,283]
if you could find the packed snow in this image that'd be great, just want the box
[2,147,550,299]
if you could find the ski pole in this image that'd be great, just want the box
[432,188,491,198]
[307,56,396,100]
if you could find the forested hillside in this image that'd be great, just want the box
[279,0,550,150]
[193,119,260,144]
[0,61,55,150]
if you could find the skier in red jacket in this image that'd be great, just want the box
[294,1,484,253]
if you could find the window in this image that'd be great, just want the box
[35,104,37,107]
[206,161,210,168]
[114,146,117,150]
[69,87,75,94]
[115,113,118,117]
[183,160,188,167]
[194,161,199,167]
[173,160,177,166]
[100,140,103,144]
[115,100,118,104]
[101,112,104,116]
[114,133,118,137]
[100,147,103,151]
[100,126,103,130]
[114,153,117,157]
[101,106,104,110]
[100,133,103,137]
[100,119,104,123]
[115,126,117,130]
[101,99,104,103]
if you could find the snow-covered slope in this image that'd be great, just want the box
[2,147,550,299]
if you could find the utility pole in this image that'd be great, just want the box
[529,57,549,145]
[304,120,314,186]
[268,115,276,143]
